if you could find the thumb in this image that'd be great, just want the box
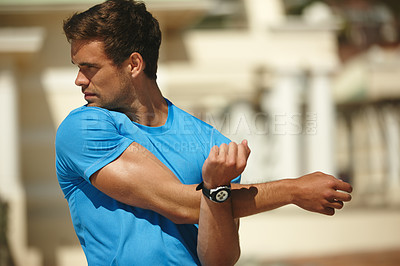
[241,139,251,158]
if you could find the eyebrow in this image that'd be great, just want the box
[71,60,99,68]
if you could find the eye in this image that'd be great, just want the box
[82,65,95,70]
[78,64,100,79]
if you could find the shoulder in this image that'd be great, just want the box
[55,106,132,152]
[55,106,135,180]
[59,106,113,127]
[57,106,130,135]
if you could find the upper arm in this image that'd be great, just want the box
[90,142,201,223]
[56,108,201,224]
[55,107,134,181]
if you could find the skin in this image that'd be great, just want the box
[198,141,250,266]
[71,39,168,125]
[70,39,353,264]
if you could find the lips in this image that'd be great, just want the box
[83,91,97,101]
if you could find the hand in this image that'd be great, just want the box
[202,140,251,188]
[291,171,353,215]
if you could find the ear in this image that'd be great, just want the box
[128,52,145,78]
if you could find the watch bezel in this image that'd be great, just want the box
[210,187,231,203]
[196,182,231,203]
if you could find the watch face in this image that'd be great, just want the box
[214,189,230,202]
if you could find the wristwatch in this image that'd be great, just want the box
[196,182,231,203]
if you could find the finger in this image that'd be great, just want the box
[239,140,251,160]
[237,143,249,171]
[227,142,238,166]
[218,143,228,161]
[332,191,352,202]
[327,200,344,210]
[208,145,219,161]
[321,207,335,216]
[237,144,248,161]
[241,139,251,156]
[333,179,353,193]
[241,139,248,147]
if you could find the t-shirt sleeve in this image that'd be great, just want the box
[55,107,134,182]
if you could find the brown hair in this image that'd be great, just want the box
[63,0,161,80]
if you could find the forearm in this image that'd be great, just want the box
[135,179,294,224]
[197,196,240,266]
[180,179,294,224]
[176,173,350,224]
[92,142,297,224]
[231,180,294,219]
[167,179,294,224]
[197,141,247,265]
[102,175,346,225]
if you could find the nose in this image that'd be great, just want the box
[75,70,90,87]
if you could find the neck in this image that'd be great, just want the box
[124,79,168,127]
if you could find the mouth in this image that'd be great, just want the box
[83,91,97,100]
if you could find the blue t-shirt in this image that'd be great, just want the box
[55,99,240,265]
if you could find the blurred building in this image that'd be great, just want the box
[0,0,399,265]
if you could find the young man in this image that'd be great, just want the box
[56,0,352,265]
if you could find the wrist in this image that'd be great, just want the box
[284,178,299,206]
[202,180,230,190]
[196,181,231,203]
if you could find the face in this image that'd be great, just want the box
[71,39,133,110]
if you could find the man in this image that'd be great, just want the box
[55,0,353,265]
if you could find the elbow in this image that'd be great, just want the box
[229,246,242,266]
[231,244,241,265]
[199,245,241,266]
[201,254,240,266]
[226,241,241,265]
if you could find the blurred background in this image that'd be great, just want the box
[0,0,400,265]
